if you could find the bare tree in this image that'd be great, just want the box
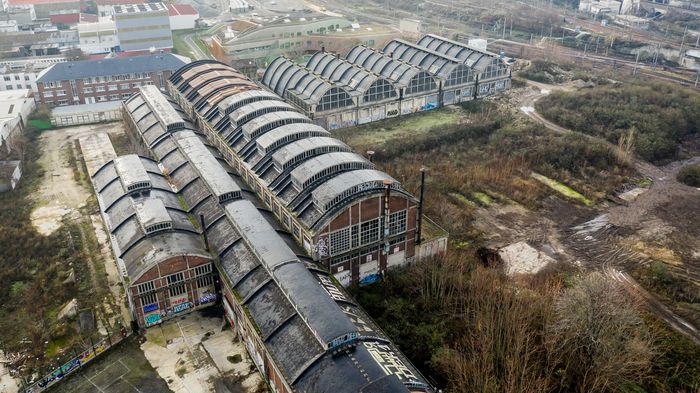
[547,272,654,393]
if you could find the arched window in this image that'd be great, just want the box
[316,88,353,112]
[445,64,474,87]
[406,71,437,95]
[363,79,396,103]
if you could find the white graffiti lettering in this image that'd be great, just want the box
[364,341,417,382]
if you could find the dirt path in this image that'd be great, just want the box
[513,81,700,345]
[31,124,119,235]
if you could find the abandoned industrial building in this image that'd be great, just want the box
[262,33,511,130]
[91,154,217,328]
[117,84,434,393]
[166,60,447,288]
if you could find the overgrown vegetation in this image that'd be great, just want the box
[333,102,632,241]
[677,163,700,187]
[0,112,114,378]
[352,257,690,392]
[336,85,699,391]
[519,60,572,84]
[536,81,700,163]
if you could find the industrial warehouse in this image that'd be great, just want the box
[113,83,434,392]
[262,33,511,130]
[167,60,448,287]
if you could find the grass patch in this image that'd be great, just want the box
[145,329,166,347]
[531,172,592,205]
[449,193,477,208]
[471,191,494,206]
[333,105,470,147]
[29,119,53,130]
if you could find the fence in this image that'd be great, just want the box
[22,327,129,393]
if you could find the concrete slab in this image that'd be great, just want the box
[142,311,262,393]
[78,132,117,178]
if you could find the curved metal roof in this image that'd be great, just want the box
[271,137,350,172]
[92,155,209,284]
[230,99,295,129]
[311,169,399,212]
[262,56,354,106]
[289,151,372,191]
[171,60,417,231]
[346,44,425,88]
[418,34,506,73]
[383,38,465,79]
[125,83,432,393]
[305,51,385,94]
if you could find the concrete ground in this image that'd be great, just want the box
[50,336,171,393]
[142,309,264,393]
[0,351,19,393]
[30,123,123,235]
[79,132,132,328]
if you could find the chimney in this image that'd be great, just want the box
[416,167,426,245]
[321,46,325,53]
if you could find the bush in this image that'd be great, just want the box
[536,81,700,163]
[677,163,700,187]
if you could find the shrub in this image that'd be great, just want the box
[677,163,700,187]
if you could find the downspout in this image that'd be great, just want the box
[416,167,425,245]
[382,179,392,261]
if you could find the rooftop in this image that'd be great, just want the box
[6,0,76,6]
[36,54,190,83]
[167,4,198,16]
[113,2,167,14]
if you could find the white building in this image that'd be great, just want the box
[229,0,251,14]
[0,56,65,92]
[167,4,198,30]
[113,2,172,52]
[399,18,423,33]
[78,18,119,54]
[579,0,622,15]
[0,160,22,192]
[0,20,18,32]
[0,89,35,154]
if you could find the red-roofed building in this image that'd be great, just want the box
[167,4,198,30]
[50,12,96,25]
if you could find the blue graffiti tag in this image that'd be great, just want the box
[172,302,191,313]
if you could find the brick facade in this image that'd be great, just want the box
[37,70,173,106]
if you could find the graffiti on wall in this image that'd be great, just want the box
[143,303,158,313]
[172,302,191,314]
[420,102,438,111]
[145,313,162,326]
[314,237,328,258]
[28,330,128,392]
[198,292,217,304]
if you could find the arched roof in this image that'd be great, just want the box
[123,85,432,393]
[345,45,427,88]
[418,34,506,73]
[173,61,416,231]
[262,56,352,107]
[92,155,209,284]
[383,38,466,80]
[305,52,386,94]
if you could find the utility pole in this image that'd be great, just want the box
[679,25,688,62]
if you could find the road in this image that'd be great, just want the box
[183,33,213,60]
[515,79,700,345]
